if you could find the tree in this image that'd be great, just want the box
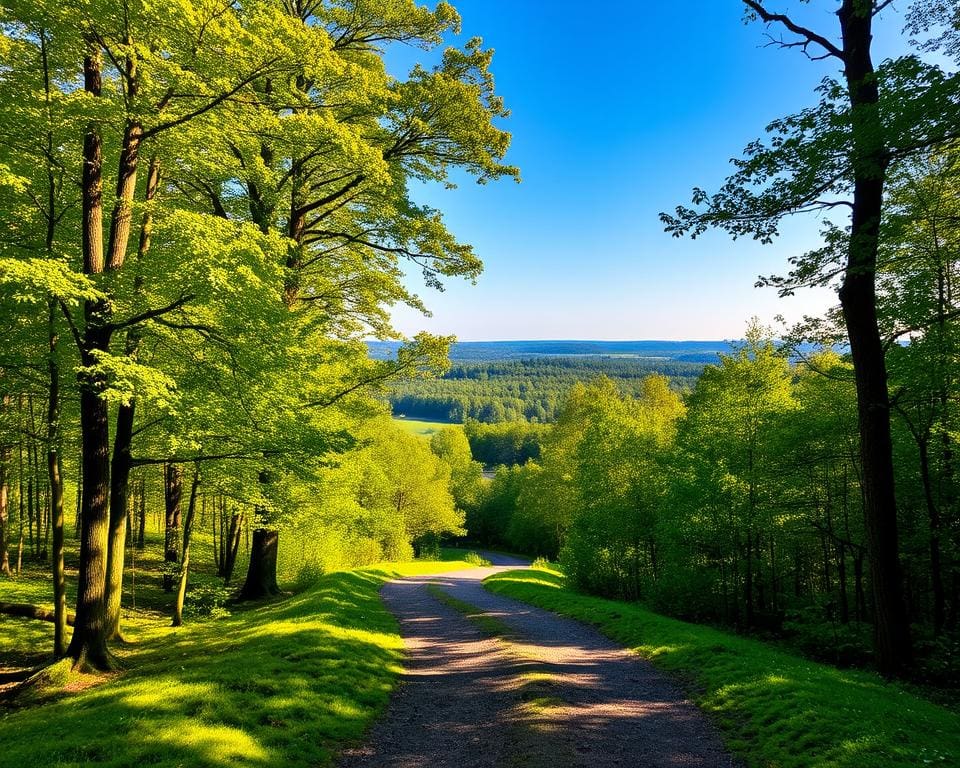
[361,423,465,556]
[880,150,960,633]
[430,427,484,513]
[0,0,517,669]
[675,327,796,626]
[661,0,960,675]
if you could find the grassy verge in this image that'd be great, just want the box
[425,582,512,637]
[484,568,960,768]
[0,560,476,768]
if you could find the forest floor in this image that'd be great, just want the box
[338,554,735,768]
[0,558,482,768]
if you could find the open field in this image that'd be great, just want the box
[391,417,461,438]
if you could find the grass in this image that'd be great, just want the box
[438,547,492,566]
[425,582,512,637]
[484,568,960,768]
[391,417,461,438]
[0,559,478,768]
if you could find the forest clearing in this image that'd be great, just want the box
[2,0,960,766]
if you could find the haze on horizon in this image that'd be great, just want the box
[387,1,912,342]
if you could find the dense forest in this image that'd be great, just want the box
[457,0,960,683]
[468,328,958,682]
[388,357,705,422]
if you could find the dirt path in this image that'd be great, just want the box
[337,556,737,768]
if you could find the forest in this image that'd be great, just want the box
[0,0,516,670]
[388,357,705,422]
[2,1,960,767]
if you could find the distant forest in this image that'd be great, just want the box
[388,357,706,422]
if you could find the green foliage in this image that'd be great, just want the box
[0,0,518,657]
[554,375,684,596]
[389,357,702,423]
[470,321,960,676]
[430,425,484,511]
[464,420,548,467]
[182,578,232,620]
[485,569,960,768]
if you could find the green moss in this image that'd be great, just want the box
[484,569,960,768]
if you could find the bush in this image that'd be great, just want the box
[294,561,325,590]
[781,602,872,667]
[464,551,492,566]
[183,579,232,619]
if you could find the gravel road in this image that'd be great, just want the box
[337,554,737,768]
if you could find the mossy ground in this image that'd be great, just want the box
[484,568,960,768]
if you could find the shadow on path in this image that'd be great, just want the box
[337,564,738,768]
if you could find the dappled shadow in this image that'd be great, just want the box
[0,568,417,768]
[338,567,737,768]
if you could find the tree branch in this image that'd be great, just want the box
[142,57,282,139]
[743,0,844,60]
[111,294,195,331]
[58,299,83,352]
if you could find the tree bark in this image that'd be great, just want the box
[0,602,75,625]
[104,154,159,637]
[173,468,200,626]
[67,41,113,671]
[0,438,10,577]
[104,399,133,639]
[163,463,183,592]
[48,300,68,656]
[137,477,146,549]
[917,438,946,634]
[239,528,280,600]
[835,0,911,676]
[223,511,243,584]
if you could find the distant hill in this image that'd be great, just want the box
[367,339,741,363]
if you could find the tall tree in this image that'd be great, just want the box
[661,0,960,675]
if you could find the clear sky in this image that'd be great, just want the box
[388,1,912,341]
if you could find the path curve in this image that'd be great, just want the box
[337,556,737,768]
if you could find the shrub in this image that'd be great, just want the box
[464,551,492,566]
[183,579,232,619]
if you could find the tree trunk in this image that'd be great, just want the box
[223,512,243,584]
[0,450,9,577]
[67,42,112,671]
[104,400,134,639]
[68,366,112,669]
[854,549,866,624]
[838,541,849,625]
[137,477,145,550]
[744,524,754,628]
[239,528,280,600]
[836,0,911,676]
[163,463,183,592]
[917,438,946,633]
[173,469,200,626]
[48,299,68,656]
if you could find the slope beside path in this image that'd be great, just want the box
[337,558,737,768]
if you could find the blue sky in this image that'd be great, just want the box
[388,1,913,341]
